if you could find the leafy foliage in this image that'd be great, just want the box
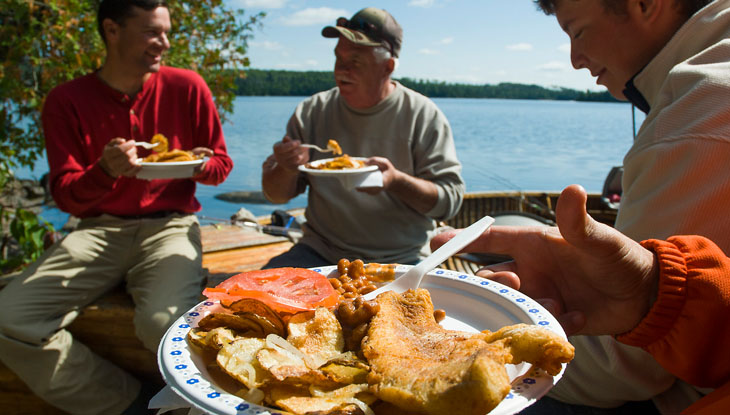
[1,208,55,274]
[234,69,618,102]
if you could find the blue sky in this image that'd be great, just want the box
[224,0,604,92]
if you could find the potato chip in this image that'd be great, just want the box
[287,307,345,366]
[216,338,272,389]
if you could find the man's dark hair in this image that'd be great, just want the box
[97,0,168,42]
[533,0,712,20]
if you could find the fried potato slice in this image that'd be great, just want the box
[319,358,370,385]
[276,384,371,415]
[266,384,310,407]
[198,312,280,337]
[287,307,345,367]
[216,338,272,389]
[154,148,196,162]
[225,298,287,337]
[150,133,168,153]
[482,323,575,376]
[327,139,342,155]
[257,346,341,388]
[187,326,238,353]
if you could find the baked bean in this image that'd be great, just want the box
[342,291,357,299]
[337,258,350,275]
[348,259,365,278]
[363,301,380,316]
[359,284,377,294]
[329,278,342,289]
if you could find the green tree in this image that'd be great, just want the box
[0,0,264,273]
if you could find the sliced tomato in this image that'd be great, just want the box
[202,267,338,314]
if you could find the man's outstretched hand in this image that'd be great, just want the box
[430,184,658,336]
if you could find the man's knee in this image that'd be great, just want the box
[0,288,48,344]
[133,293,200,351]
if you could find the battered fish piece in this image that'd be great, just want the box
[483,323,574,376]
[362,289,574,415]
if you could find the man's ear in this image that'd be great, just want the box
[385,57,395,75]
[102,18,119,43]
[627,0,662,25]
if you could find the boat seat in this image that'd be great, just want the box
[601,166,623,210]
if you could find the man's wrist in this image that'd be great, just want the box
[98,158,117,178]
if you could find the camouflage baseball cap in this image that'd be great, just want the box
[322,7,403,58]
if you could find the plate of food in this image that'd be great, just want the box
[134,133,205,180]
[298,156,379,176]
[158,264,574,415]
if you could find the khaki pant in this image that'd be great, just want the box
[0,214,204,415]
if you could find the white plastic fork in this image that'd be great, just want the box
[134,141,157,149]
[300,143,334,153]
[362,215,495,300]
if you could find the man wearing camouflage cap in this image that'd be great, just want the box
[262,7,465,267]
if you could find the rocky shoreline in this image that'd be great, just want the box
[0,177,53,215]
[1,177,59,274]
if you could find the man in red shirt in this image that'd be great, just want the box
[0,1,232,414]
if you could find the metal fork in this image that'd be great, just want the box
[300,143,334,153]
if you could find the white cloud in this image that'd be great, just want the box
[279,8,348,26]
[558,43,571,54]
[506,43,533,51]
[537,61,569,71]
[409,0,436,7]
[230,0,288,8]
[419,48,439,55]
[249,40,284,51]
[437,37,454,45]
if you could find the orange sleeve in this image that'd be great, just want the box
[617,235,730,388]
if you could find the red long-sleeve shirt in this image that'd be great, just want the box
[41,66,233,218]
[619,236,730,414]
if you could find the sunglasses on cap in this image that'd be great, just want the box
[337,17,394,56]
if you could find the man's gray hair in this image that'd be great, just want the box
[373,46,399,71]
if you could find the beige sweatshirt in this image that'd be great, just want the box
[288,81,465,264]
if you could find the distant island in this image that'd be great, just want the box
[233,69,617,102]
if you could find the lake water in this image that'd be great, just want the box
[22,96,643,229]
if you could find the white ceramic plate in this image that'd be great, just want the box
[298,157,378,176]
[136,158,205,180]
[158,266,570,415]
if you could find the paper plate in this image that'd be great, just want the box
[136,159,204,180]
[158,265,570,415]
[298,157,378,176]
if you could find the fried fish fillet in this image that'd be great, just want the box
[362,289,574,415]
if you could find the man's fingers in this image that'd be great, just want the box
[555,310,586,337]
[431,226,528,256]
[475,269,520,289]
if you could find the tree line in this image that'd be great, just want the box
[233,69,617,102]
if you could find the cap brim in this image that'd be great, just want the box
[321,26,382,47]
